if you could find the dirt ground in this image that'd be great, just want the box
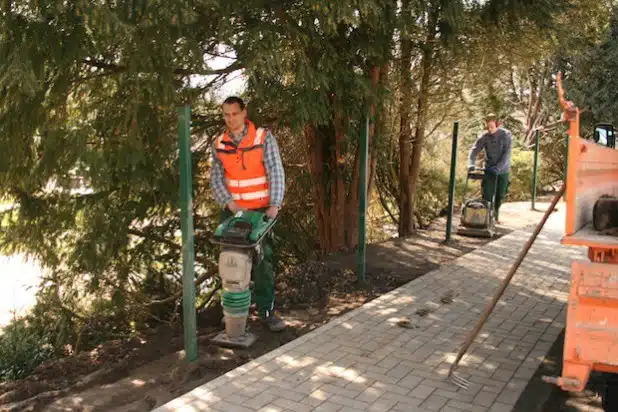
[0,200,557,412]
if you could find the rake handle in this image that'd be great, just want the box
[448,184,566,377]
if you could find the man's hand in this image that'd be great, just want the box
[486,166,497,174]
[265,206,279,219]
[227,200,244,214]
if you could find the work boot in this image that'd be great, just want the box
[261,311,286,332]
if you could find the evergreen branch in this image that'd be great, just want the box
[127,228,213,269]
[77,70,122,83]
[196,279,221,312]
[126,230,219,306]
[60,304,87,321]
[81,59,243,77]
[173,62,243,76]
[192,73,226,93]
[147,269,217,306]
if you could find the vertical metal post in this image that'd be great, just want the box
[445,121,459,242]
[357,114,369,283]
[178,105,197,363]
[531,129,540,210]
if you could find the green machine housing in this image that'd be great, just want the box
[211,210,277,263]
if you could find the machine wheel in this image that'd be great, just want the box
[602,373,618,412]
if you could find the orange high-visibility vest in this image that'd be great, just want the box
[215,121,270,209]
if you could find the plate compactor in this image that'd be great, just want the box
[457,168,497,238]
[209,210,277,348]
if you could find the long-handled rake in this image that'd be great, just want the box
[448,184,566,390]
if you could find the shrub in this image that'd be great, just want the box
[415,166,452,228]
[0,317,55,381]
[506,146,552,202]
[507,147,535,202]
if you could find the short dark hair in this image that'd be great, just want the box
[222,96,245,110]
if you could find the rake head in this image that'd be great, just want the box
[448,371,470,390]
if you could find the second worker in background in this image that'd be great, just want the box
[467,113,512,224]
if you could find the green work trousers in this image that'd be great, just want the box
[482,172,510,220]
[219,207,276,317]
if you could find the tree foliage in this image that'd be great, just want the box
[1,0,618,378]
[563,4,618,127]
[0,0,234,348]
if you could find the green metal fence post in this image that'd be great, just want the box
[357,114,369,283]
[445,121,459,242]
[531,129,540,210]
[178,105,198,363]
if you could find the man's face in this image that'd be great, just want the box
[222,103,247,133]
[486,120,498,134]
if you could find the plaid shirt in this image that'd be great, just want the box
[210,124,285,208]
[468,127,512,174]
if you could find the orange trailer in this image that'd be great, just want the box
[542,73,618,411]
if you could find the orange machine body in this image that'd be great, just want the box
[557,75,618,392]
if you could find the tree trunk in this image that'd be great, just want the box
[407,4,438,230]
[398,0,414,237]
[524,62,550,145]
[305,125,331,253]
[346,147,362,249]
[330,108,347,251]
[307,66,385,254]
[306,117,379,255]
[368,63,389,200]
[346,66,382,249]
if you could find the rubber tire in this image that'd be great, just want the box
[602,374,618,412]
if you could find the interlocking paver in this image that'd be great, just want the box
[495,379,528,405]
[488,402,513,412]
[328,394,371,410]
[277,389,306,402]
[420,394,449,411]
[355,386,385,403]
[409,384,437,400]
[446,399,480,411]
[367,398,398,412]
[491,368,515,382]
[432,388,475,402]
[473,389,499,408]
[225,394,250,407]
[153,208,583,412]
[211,400,254,412]
[246,393,277,409]
[387,364,412,379]
[257,407,285,412]
[380,391,421,406]
[313,403,343,412]
[273,397,313,412]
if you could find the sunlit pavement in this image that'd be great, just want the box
[154,204,584,412]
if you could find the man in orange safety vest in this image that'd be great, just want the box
[210,96,286,332]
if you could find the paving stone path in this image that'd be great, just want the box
[154,209,585,412]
